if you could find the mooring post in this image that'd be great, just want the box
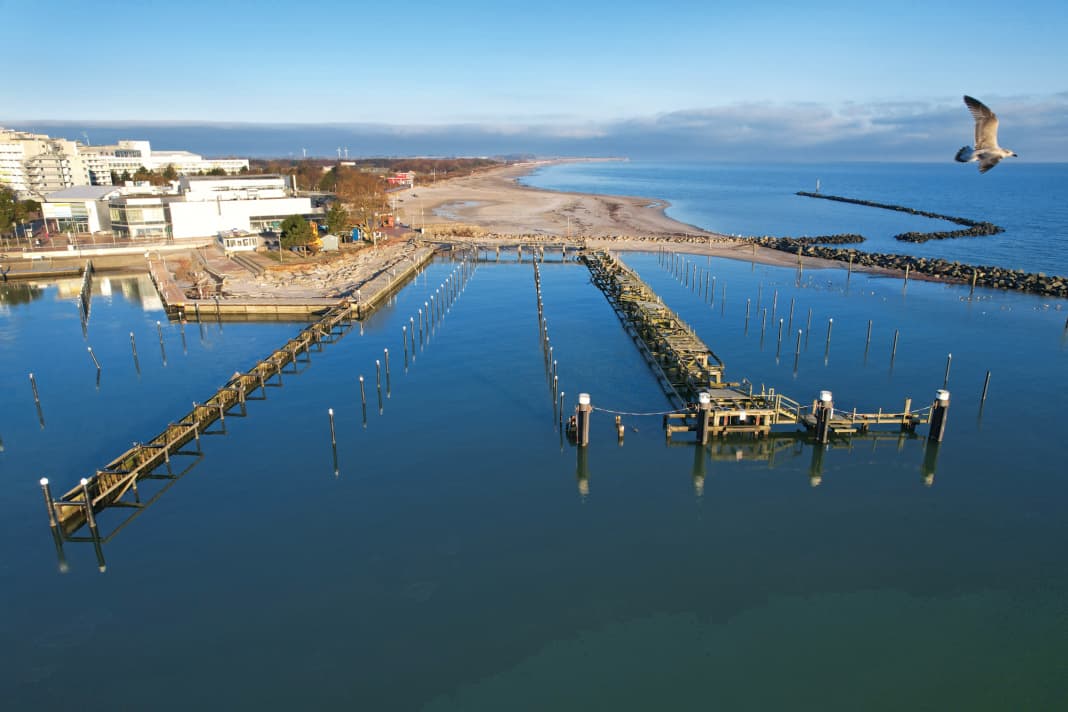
[943,353,952,389]
[928,390,950,442]
[902,397,913,430]
[696,391,712,445]
[795,329,802,355]
[776,318,784,356]
[29,372,41,405]
[328,408,336,447]
[825,317,834,355]
[384,349,391,394]
[787,297,795,332]
[576,393,592,447]
[156,320,166,364]
[980,370,991,404]
[745,298,751,330]
[40,477,58,528]
[88,346,101,374]
[904,263,910,287]
[890,329,900,363]
[815,390,833,444]
[558,391,565,430]
[865,319,873,353]
[80,478,98,533]
[418,308,424,343]
[130,331,139,365]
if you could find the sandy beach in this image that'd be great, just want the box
[388,160,841,270]
[207,160,840,301]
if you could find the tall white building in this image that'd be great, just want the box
[1,127,249,196]
[0,128,90,198]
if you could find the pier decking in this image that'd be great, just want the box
[580,251,944,443]
[42,301,355,538]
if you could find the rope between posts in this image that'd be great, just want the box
[590,406,688,417]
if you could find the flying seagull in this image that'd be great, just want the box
[955,95,1017,173]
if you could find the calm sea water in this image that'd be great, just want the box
[521,161,1068,277]
[2,168,1067,709]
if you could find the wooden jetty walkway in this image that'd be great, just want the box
[577,251,949,445]
[40,301,356,538]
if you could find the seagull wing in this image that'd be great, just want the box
[977,155,1002,173]
[964,95,1001,150]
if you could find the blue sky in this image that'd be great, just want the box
[3,0,1066,159]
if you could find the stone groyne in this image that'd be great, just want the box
[753,236,1068,298]
[795,191,1005,243]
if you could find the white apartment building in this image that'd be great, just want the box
[82,140,248,184]
[0,128,90,198]
[1,128,249,196]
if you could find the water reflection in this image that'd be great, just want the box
[0,281,46,307]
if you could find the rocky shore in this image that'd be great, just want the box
[752,236,1068,298]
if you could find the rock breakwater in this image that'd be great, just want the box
[796,191,1005,243]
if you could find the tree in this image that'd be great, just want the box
[162,163,178,181]
[0,187,18,234]
[0,187,40,235]
[280,214,314,250]
[207,167,227,176]
[325,201,349,236]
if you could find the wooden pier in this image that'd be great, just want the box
[580,251,944,444]
[583,250,725,409]
[41,301,356,538]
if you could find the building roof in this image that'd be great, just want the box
[182,173,281,181]
[44,186,122,201]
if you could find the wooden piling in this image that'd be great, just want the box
[980,370,991,404]
[40,478,57,528]
[815,391,833,444]
[576,393,592,447]
[87,347,101,374]
[928,390,950,442]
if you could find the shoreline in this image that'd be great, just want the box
[8,161,1063,300]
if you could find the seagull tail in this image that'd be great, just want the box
[955,146,974,163]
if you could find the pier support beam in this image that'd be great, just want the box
[928,389,950,442]
[695,391,712,445]
[815,390,833,444]
[575,393,592,447]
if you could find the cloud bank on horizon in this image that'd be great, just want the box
[9,94,1068,162]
